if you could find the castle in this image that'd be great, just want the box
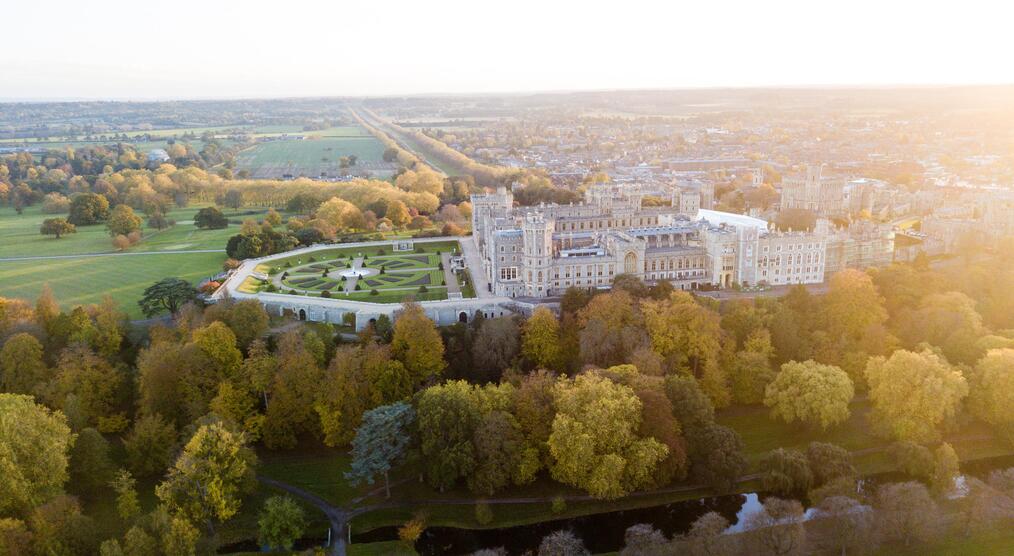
[471,183,829,298]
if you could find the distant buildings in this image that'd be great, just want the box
[146,149,170,167]
[780,164,847,217]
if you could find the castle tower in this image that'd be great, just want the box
[522,213,554,297]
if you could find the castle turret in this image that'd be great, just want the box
[522,213,554,297]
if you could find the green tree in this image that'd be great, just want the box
[391,302,445,386]
[68,192,110,225]
[469,410,527,495]
[40,217,76,239]
[68,428,114,498]
[548,374,667,499]
[345,402,415,498]
[663,374,715,435]
[52,345,125,429]
[522,306,562,370]
[0,333,49,396]
[106,204,143,237]
[806,442,855,486]
[155,421,256,532]
[194,207,228,229]
[138,278,197,317]
[257,496,306,551]
[764,360,854,430]
[889,441,935,480]
[822,269,888,341]
[0,394,74,517]
[416,381,482,491]
[761,448,813,495]
[110,469,141,521]
[688,423,747,492]
[865,349,968,442]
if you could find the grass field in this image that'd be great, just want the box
[0,205,288,318]
[235,125,393,179]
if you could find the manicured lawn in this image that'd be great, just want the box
[0,251,225,319]
[234,127,390,178]
[0,205,289,317]
[879,528,1014,555]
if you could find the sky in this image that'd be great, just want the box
[2,0,1012,100]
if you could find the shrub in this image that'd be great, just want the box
[223,258,242,271]
[475,501,493,525]
[551,496,567,514]
[370,289,379,296]
[419,285,428,293]
[321,290,331,298]
[438,261,444,270]
[308,256,317,263]
[355,283,361,291]
[377,248,386,255]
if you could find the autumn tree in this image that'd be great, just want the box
[821,269,887,341]
[472,317,521,381]
[391,302,445,386]
[643,291,729,406]
[67,192,110,225]
[0,333,49,396]
[818,496,874,556]
[68,428,114,498]
[194,206,228,229]
[744,497,806,556]
[968,349,1014,442]
[470,410,530,495]
[262,332,324,449]
[522,306,562,370]
[110,470,140,521]
[764,360,854,430]
[865,349,968,442]
[123,414,178,478]
[548,374,667,499]
[40,217,76,239]
[106,204,143,237]
[156,421,256,533]
[930,442,960,494]
[0,394,74,517]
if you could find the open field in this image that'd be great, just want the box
[234,124,397,179]
[0,205,289,317]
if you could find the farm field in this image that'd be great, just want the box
[0,205,285,317]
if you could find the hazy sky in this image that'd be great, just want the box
[3,0,1011,100]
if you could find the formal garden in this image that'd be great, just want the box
[239,240,474,303]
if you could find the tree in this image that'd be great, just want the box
[688,423,747,493]
[888,441,935,480]
[264,208,282,227]
[391,302,445,386]
[816,496,873,556]
[874,482,939,547]
[68,428,114,498]
[106,204,143,237]
[764,360,854,430]
[680,511,737,555]
[68,192,110,225]
[968,349,1014,442]
[865,349,968,442]
[634,383,689,486]
[27,494,98,555]
[761,448,813,495]
[822,269,887,341]
[0,518,32,555]
[0,394,74,517]
[0,333,49,396]
[930,442,960,494]
[472,317,520,381]
[155,421,256,532]
[470,410,529,495]
[110,469,140,521]
[124,413,178,478]
[386,200,411,227]
[52,344,125,429]
[806,442,855,487]
[744,497,806,556]
[40,217,76,239]
[416,381,483,491]
[729,349,775,405]
[548,374,667,499]
[663,374,716,437]
[345,402,415,498]
[643,292,728,405]
[538,530,590,556]
[257,496,306,551]
[621,523,668,555]
[194,207,229,229]
[138,278,197,317]
[522,306,562,370]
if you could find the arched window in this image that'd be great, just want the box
[624,252,638,274]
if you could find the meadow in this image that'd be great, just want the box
[234,135,390,179]
[0,205,279,318]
